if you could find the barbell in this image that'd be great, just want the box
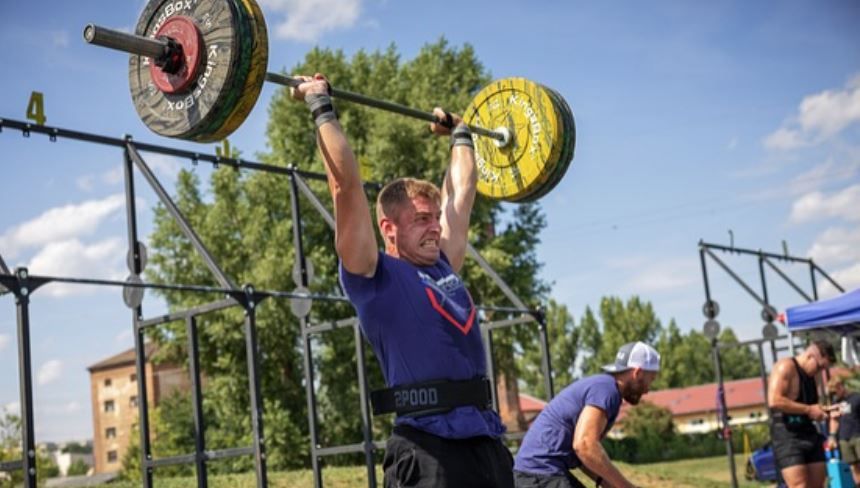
[83,0,575,202]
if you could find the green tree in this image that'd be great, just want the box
[717,328,762,381]
[653,322,714,389]
[66,458,90,476]
[0,409,61,485]
[142,39,549,470]
[622,401,675,441]
[518,299,579,399]
[580,296,662,376]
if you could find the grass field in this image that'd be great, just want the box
[107,454,775,487]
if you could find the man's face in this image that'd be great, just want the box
[622,369,658,405]
[381,195,442,266]
[810,346,832,375]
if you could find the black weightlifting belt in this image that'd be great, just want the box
[370,377,492,417]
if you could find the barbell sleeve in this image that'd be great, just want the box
[84,24,170,61]
[84,23,508,144]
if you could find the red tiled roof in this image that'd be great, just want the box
[617,366,851,420]
[519,393,547,413]
[622,376,766,418]
[87,344,157,372]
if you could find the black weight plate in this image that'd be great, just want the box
[129,0,243,139]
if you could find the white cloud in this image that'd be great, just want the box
[610,256,698,294]
[727,137,738,150]
[42,401,82,414]
[52,30,69,48]
[139,153,182,178]
[28,238,126,297]
[807,227,860,266]
[75,174,96,192]
[37,359,63,385]
[819,262,860,299]
[4,402,20,415]
[0,334,8,351]
[765,74,860,150]
[790,184,860,224]
[0,194,125,259]
[260,0,362,41]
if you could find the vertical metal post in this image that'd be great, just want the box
[354,324,377,487]
[756,342,771,418]
[713,340,738,488]
[242,289,268,488]
[123,145,154,488]
[809,261,819,301]
[186,315,208,488]
[536,310,555,399]
[482,326,498,411]
[14,269,37,488]
[290,174,322,488]
[699,246,713,305]
[757,253,770,309]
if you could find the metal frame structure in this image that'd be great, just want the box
[698,240,844,488]
[0,117,555,488]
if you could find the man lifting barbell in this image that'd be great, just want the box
[290,73,514,488]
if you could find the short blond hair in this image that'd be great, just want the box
[376,177,441,223]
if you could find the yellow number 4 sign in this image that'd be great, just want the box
[26,91,46,126]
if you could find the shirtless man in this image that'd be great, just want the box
[768,340,836,488]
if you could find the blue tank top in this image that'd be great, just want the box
[339,251,505,439]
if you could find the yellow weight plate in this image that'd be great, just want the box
[463,78,564,201]
[523,85,576,202]
[203,0,268,142]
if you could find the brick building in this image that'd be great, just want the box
[87,344,189,474]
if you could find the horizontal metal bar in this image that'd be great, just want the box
[477,304,537,314]
[204,446,255,461]
[144,446,255,469]
[146,453,196,468]
[700,241,812,264]
[304,317,359,335]
[483,314,536,331]
[0,117,327,182]
[139,298,239,328]
[0,272,351,305]
[0,459,23,472]
[314,441,385,457]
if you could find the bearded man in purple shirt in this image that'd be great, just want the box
[514,342,661,488]
[291,74,512,488]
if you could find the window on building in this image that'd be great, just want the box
[130,396,138,408]
[104,400,115,413]
[107,450,118,463]
[105,427,116,439]
[104,378,112,387]
[130,373,137,383]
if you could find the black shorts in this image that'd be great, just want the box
[514,470,586,488]
[383,424,514,488]
[770,421,826,470]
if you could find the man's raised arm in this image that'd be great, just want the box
[433,108,477,273]
[292,74,378,277]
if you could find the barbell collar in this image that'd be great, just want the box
[264,73,507,143]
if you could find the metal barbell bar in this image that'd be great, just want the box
[83,24,511,145]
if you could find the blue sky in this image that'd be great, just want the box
[1,1,858,443]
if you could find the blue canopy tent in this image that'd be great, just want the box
[784,288,860,334]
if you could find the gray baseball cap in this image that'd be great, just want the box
[602,341,661,373]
